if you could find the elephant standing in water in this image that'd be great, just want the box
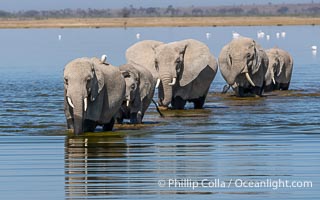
[264,48,293,92]
[219,37,269,97]
[63,56,125,135]
[155,39,218,109]
[118,63,155,124]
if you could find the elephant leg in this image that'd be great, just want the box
[193,96,206,109]
[130,113,138,124]
[237,87,245,97]
[103,118,115,131]
[264,83,274,92]
[252,86,263,96]
[116,111,124,124]
[116,116,124,124]
[136,111,143,124]
[280,82,290,90]
[171,96,186,110]
[274,82,281,90]
[237,87,257,97]
[83,120,96,132]
[66,118,74,130]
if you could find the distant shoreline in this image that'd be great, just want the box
[1,17,320,28]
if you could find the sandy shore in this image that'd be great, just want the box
[1,17,320,28]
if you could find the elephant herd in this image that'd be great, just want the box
[63,37,293,135]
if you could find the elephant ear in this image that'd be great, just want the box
[121,70,130,78]
[134,66,152,101]
[218,45,238,85]
[90,63,105,102]
[277,54,285,77]
[179,42,210,87]
[251,42,263,74]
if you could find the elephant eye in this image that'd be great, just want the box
[155,60,159,70]
[131,84,135,90]
[228,55,232,65]
[246,53,251,58]
[86,77,92,85]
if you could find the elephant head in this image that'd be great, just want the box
[264,48,293,91]
[121,70,140,107]
[63,57,105,135]
[266,49,286,85]
[219,37,263,89]
[155,39,211,107]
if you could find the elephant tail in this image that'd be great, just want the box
[151,99,164,118]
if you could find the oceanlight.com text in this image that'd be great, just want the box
[158,178,313,190]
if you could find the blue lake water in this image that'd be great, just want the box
[0,25,319,199]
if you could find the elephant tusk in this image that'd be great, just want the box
[84,97,88,112]
[168,77,176,86]
[126,100,130,107]
[67,97,75,108]
[272,77,276,85]
[155,78,161,88]
[245,72,255,87]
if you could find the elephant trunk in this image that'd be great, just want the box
[159,73,173,107]
[68,95,85,135]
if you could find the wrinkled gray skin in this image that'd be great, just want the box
[155,39,218,109]
[118,63,155,124]
[125,40,164,83]
[64,57,125,135]
[219,37,269,97]
[264,48,293,92]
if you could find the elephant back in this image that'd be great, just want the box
[126,40,164,82]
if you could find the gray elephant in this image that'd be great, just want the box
[125,40,164,84]
[117,63,155,124]
[264,47,293,92]
[155,39,218,109]
[63,56,125,135]
[219,37,269,97]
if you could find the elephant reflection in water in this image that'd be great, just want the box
[65,136,128,197]
[64,136,216,198]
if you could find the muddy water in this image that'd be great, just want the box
[0,26,319,199]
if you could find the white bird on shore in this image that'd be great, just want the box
[281,31,286,38]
